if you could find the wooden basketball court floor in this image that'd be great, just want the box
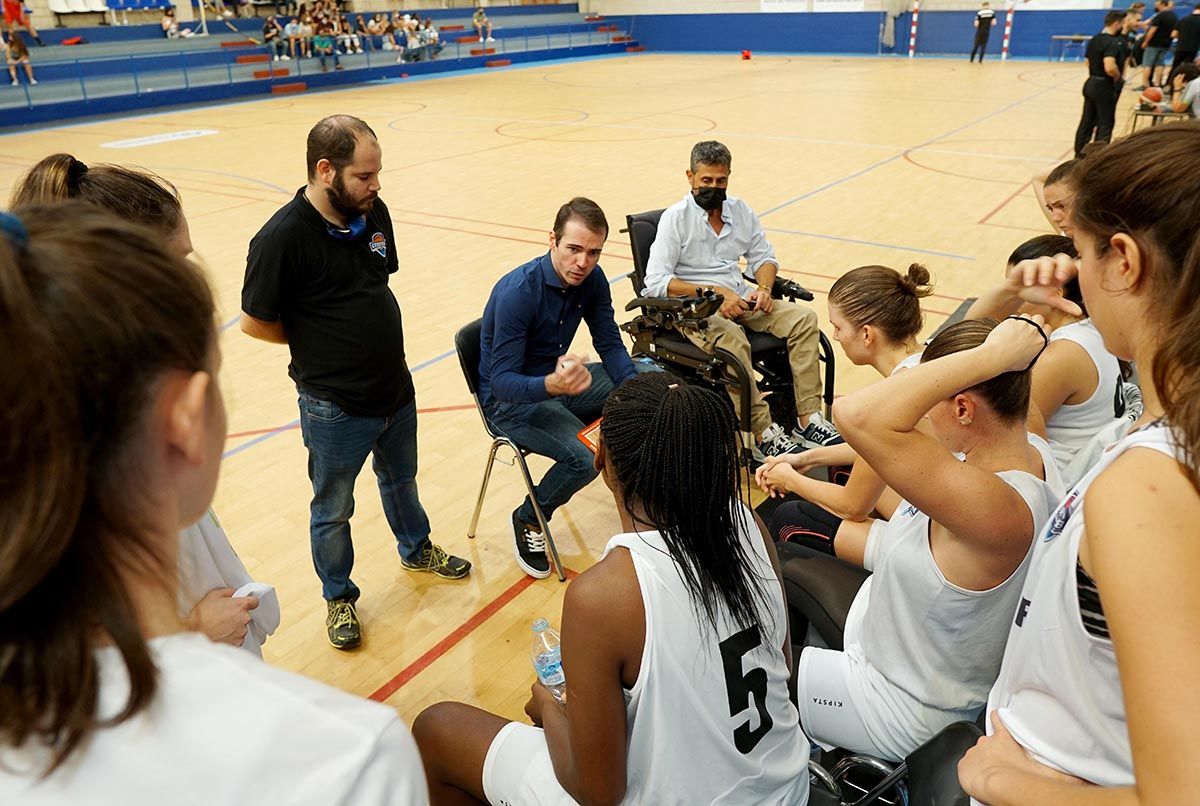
[0,52,1117,725]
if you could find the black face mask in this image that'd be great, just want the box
[693,186,727,211]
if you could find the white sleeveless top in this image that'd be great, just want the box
[1045,320,1123,473]
[604,503,809,805]
[852,435,1063,717]
[983,422,1181,790]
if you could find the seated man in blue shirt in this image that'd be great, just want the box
[643,140,839,461]
[480,197,637,579]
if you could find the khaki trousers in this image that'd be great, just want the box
[681,299,822,436]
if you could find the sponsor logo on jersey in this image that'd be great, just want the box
[369,231,387,258]
[811,698,844,708]
[900,503,920,518]
[1045,489,1079,542]
[1015,596,1032,627]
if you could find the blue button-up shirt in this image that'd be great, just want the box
[642,192,778,299]
[479,252,637,406]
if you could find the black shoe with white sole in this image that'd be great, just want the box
[512,510,551,579]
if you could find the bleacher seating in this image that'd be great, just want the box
[5,4,642,127]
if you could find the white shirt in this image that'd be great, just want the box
[0,633,429,805]
[1182,76,1200,117]
[642,192,778,300]
[848,436,1062,753]
[178,510,280,657]
[1044,319,1123,474]
[605,503,809,805]
[982,422,1180,792]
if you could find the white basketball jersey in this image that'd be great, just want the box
[852,435,1062,720]
[603,503,809,805]
[1045,319,1123,473]
[983,422,1180,790]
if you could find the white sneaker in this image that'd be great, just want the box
[29,78,35,85]
[486,36,495,42]
[281,54,291,60]
[10,80,17,86]
[273,55,280,61]
[759,422,804,459]
[792,412,843,450]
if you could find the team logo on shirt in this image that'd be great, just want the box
[899,503,920,518]
[369,231,387,258]
[1045,489,1079,542]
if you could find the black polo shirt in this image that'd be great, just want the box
[1086,32,1125,79]
[242,188,414,417]
[1177,12,1200,51]
[1147,9,1178,47]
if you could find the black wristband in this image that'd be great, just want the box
[1005,315,1050,371]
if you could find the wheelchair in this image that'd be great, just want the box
[619,209,836,460]
[785,545,981,806]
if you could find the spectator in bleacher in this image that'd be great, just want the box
[284,16,307,58]
[312,20,342,71]
[264,16,289,61]
[336,15,362,55]
[2,0,42,47]
[473,4,494,43]
[423,18,442,60]
[353,14,373,50]
[399,16,424,63]
[299,13,315,56]
[5,31,33,86]
[1140,0,1178,88]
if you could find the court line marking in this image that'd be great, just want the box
[758,74,1076,217]
[369,567,580,703]
[765,227,975,262]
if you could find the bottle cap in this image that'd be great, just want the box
[532,618,549,632]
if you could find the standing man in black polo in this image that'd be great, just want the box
[241,114,470,652]
[969,1,996,63]
[1168,3,1200,85]
[1074,11,1128,158]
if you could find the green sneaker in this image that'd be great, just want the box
[326,599,362,650]
[401,543,472,580]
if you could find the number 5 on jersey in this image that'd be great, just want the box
[719,626,774,754]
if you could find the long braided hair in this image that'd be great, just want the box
[600,373,771,643]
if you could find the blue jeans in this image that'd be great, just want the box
[298,390,431,602]
[484,364,615,527]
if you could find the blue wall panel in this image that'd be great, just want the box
[627,12,886,55]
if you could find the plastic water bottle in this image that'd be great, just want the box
[531,618,566,704]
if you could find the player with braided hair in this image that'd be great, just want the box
[414,372,811,805]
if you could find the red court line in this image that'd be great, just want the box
[224,404,476,441]
[369,567,580,703]
[902,152,1023,186]
[978,179,1032,225]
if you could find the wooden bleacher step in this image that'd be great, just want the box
[484,58,511,68]
[456,35,480,44]
[625,45,645,52]
[236,53,271,64]
[221,40,257,48]
[612,35,632,43]
[271,81,306,95]
[469,47,496,56]
[253,68,289,79]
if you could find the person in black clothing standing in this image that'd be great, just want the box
[970,1,997,63]
[1075,11,1128,158]
[1168,4,1200,85]
[241,115,471,652]
[1140,0,1178,88]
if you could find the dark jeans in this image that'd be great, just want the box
[484,364,615,527]
[969,31,990,62]
[1075,76,1118,157]
[298,389,431,602]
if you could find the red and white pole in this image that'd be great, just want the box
[907,0,921,58]
[1000,0,1016,61]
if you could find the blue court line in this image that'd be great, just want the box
[758,76,1073,218]
[764,227,974,262]
[220,314,240,332]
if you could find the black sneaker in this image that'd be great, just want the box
[401,543,472,580]
[512,510,551,579]
[326,599,361,650]
[792,413,845,450]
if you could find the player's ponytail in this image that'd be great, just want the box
[828,263,933,344]
[0,202,214,774]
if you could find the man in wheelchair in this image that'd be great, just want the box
[642,140,841,461]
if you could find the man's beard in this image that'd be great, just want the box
[326,171,376,222]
